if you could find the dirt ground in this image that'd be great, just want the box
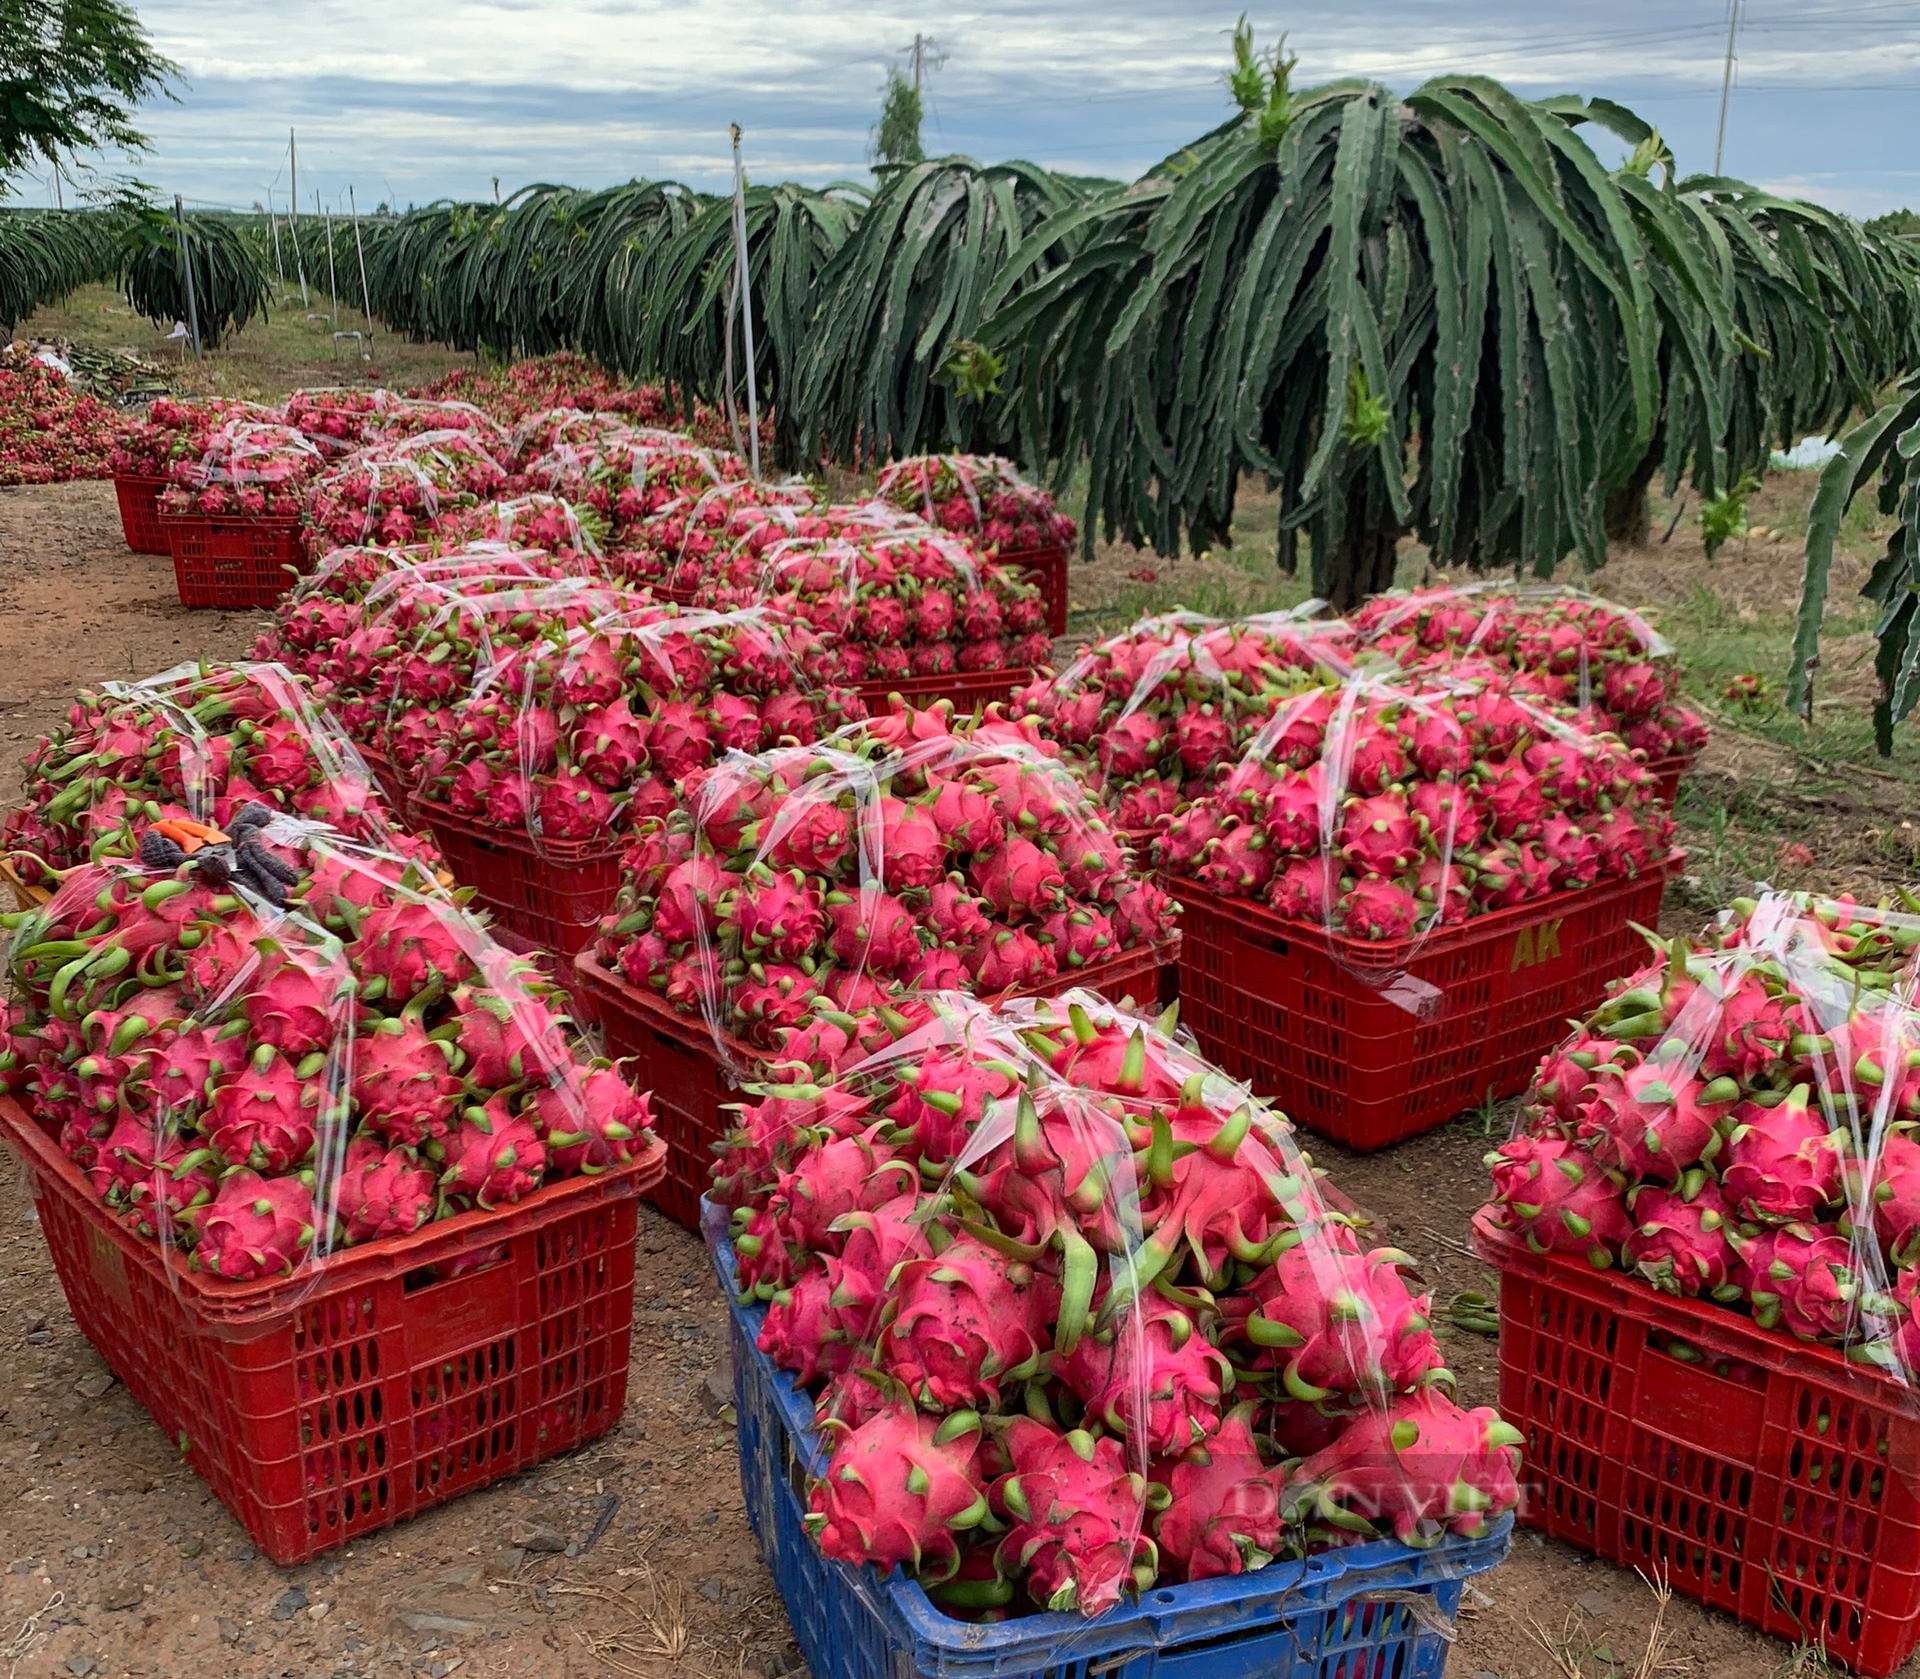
[0,474,1912,1679]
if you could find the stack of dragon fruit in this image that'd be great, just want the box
[0,662,432,890]
[518,426,746,548]
[156,417,327,518]
[876,454,1077,556]
[590,704,1176,1046]
[0,827,657,1280]
[716,990,1521,1617]
[426,493,609,571]
[697,524,1052,685]
[1349,585,1708,770]
[1152,667,1676,942]
[1480,891,1920,1370]
[257,553,864,845]
[1012,611,1354,834]
[632,478,822,592]
[283,387,512,457]
[109,396,263,483]
[303,429,514,556]
[0,361,117,486]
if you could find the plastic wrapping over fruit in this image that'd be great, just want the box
[156,418,326,518]
[283,387,513,457]
[1011,608,1354,835]
[110,396,270,480]
[708,987,1521,1622]
[520,426,745,542]
[1152,664,1676,1006]
[876,454,1078,554]
[0,661,431,890]
[1481,890,1920,1383]
[0,815,657,1317]
[427,492,610,566]
[305,429,514,555]
[635,477,821,591]
[1348,583,1708,767]
[594,702,1177,1062]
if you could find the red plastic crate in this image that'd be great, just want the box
[162,513,307,609]
[575,937,1177,1230]
[416,798,625,957]
[852,666,1034,715]
[994,543,1069,637]
[1649,750,1697,807]
[113,474,169,555]
[1476,1218,1920,1674]
[0,1095,664,1566]
[356,743,411,818]
[1172,863,1673,1150]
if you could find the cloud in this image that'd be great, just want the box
[8,1,1915,214]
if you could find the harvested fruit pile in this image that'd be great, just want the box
[1153,667,1675,940]
[1349,585,1708,767]
[0,827,656,1278]
[520,428,744,545]
[427,492,609,567]
[108,396,259,479]
[155,418,327,518]
[282,386,512,456]
[303,429,513,553]
[877,453,1077,555]
[1013,611,1352,832]
[716,990,1521,1616]
[1,360,118,485]
[591,703,1176,1045]
[1481,891,1920,1365]
[0,663,429,890]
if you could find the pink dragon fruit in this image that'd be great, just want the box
[1174,706,1235,775]
[1290,1389,1522,1548]
[1700,974,1802,1084]
[1733,1224,1857,1340]
[1037,907,1117,971]
[758,1267,857,1386]
[927,779,1006,852]
[333,1137,439,1242]
[354,1010,463,1146]
[735,962,824,1040]
[647,700,714,782]
[353,900,469,1003]
[805,1403,987,1582]
[206,1044,320,1173]
[1339,877,1420,941]
[448,983,566,1087]
[774,1129,915,1254]
[1623,1178,1742,1298]
[574,700,650,788]
[191,1170,315,1280]
[732,868,827,962]
[878,1234,1050,1409]
[879,798,948,889]
[926,880,993,945]
[1268,857,1334,922]
[1150,1404,1289,1582]
[1720,1086,1842,1225]
[1476,759,1548,838]
[1573,1060,1735,1181]
[528,1063,655,1175]
[1239,1244,1444,1402]
[1059,1300,1233,1456]
[1535,814,1602,889]
[826,890,922,975]
[1098,712,1168,780]
[972,838,1066,919]
[1159,803,1225,870]
[534,766,617,841]
[1337,793,1420,877]
[1196,823,1273,895]
[991,1420,1156,1615]
[1848,1130,1920,1269]
[1482,1134,1631,1266]
[652,856,741,946]
[434,1095,548,1207]
[972,927,1058,992]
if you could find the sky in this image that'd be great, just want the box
[11,0,1920,218]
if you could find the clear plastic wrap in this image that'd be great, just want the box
[0,813,657,1314]
[638,477,821,592]
[708,987,1521,1623]
[156,417,326,518]
[426,494,611,570]
[876,453,1078,554]
[591,703,1177,1063]
[0,661,430,889]
[108,396,268,480]
[520,427,746,542]
[1348,582,1709,768]
[1481,889,1920,1384]
[285,386,512,457]
[304,429,513,555]
[1011,607,1353,834]
[1152,663,1676,994]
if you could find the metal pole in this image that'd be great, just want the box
[174,195,203,360]
[266,187,283,282]
[350,184,375,356]
[289,130,310,306]
[729,123,762,481]
[51,160,62,211]
[1713,0,1741,175]
[321,192,339,347]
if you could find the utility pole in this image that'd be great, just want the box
[174,195,202,360]
[50,160,62,211]
[1714,0,1741,175]
[289,129,310,305]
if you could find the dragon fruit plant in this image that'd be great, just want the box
[1479,890,1920,1372]
[1349,584,1709,770]
[876,454,1077,556]
[303,429,513,557]
[0,827,655,1282]
[590,702,1176,1045]
[714,989,1520,1617]
[0,662,432,889]
[1152,666,1676,942]
[156,418,327,519]
[1011,610,1355,834]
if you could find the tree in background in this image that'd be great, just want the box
[1868,208,1920,239]
[1,0,177,188]
[870,67,924,167]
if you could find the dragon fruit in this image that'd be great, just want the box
[530,1063,657,1175]
[732,868,828,962]
[806,1403,988,1582]
[1733,1224,1857,1340]
[334,1137,439,1242]
[192,1171,315,1280]
[879,1235,1050,1409]
[1238,1245,1445,1402]
[1290,1389,1522,1548]
[1150,1404,1289,1582]
[1339,877,1420,941]
[353,899,469,1003]
[206,1044,321,1173]
[990,1421,1156,1615]
[434,1096,548,1208]
[1846,1130,1920,1269]
[1573,1060,1734,1181]
[1719,1086,1842,1226]
[354,1009,463,1145]
[1623,1179,1742,1298]
[1059,1300,1233,1456]
[1482,1134,1631,1266]
[1337,794,1419,877]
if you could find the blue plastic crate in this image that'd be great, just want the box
[704,1205,1512,1679]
